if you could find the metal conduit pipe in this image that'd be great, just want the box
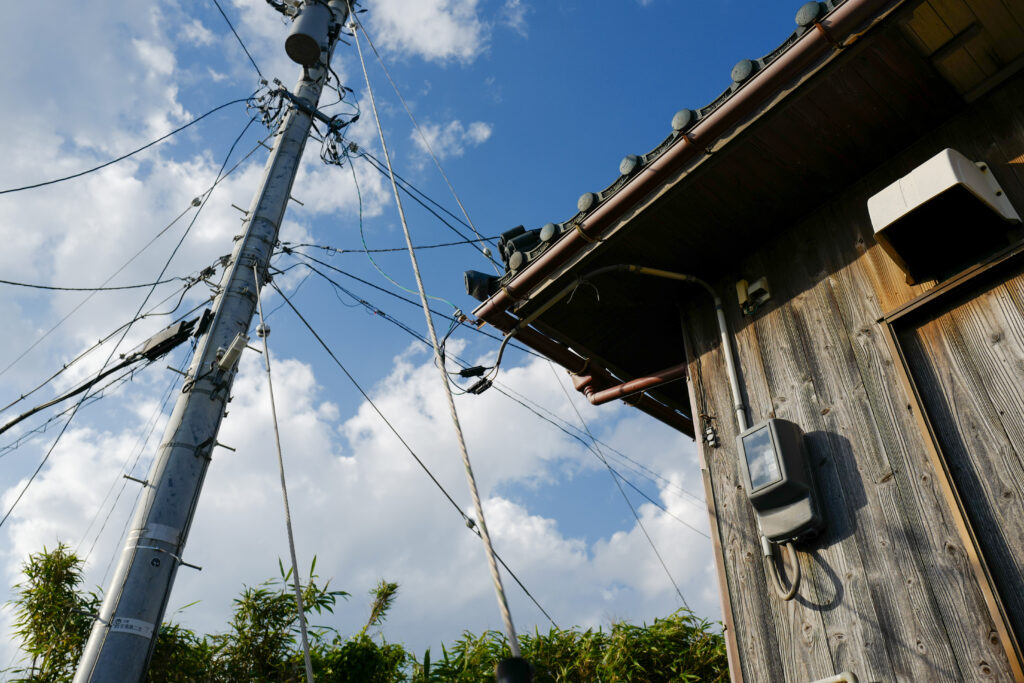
[480,308,694,436]
[471,0,903,327]
[612,265,804,602]
[579,362,688,406]
[620,266,746,430]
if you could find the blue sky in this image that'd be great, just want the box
[0,0,803,669]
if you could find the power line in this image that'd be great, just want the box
[358,151,477,234]
[0,365,151,460]
[489,380,706,506]
[268,280,557,628]
[0,96,254,196]
[0,276,182,292]
[339,135,459,312]
[0,356,150,439]
[0,125,271,382]
[547,362,690,608]
[289,255,706,523]
[354,151,502,269]
[0,359,155,531]
[0,115,255,530]
[282,248,545,360]
[347,14,499,274]
[211,0,264,80]
[284,254,700,520]
[78,349,193,563]
[283,235,502,254]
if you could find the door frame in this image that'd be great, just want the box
[879,242,1024,681]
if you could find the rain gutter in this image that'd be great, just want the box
[472,0,903,324]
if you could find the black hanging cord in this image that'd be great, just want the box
[211,0,264,80]
[269,280,557,628]
[0,97,254,196]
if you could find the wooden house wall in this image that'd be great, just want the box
[682,72,1024,682]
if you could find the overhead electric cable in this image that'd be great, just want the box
[283,235,501,254]
[283,250,697,508]
[0,126,271,381]
[0,285,212,450]
[254,267,315,682]
[0,115,255,529]
[269,281,556,628]
[354,151,501,268]
[211,0,264,80]
[0,357,148,438]
[351,15,522,656]
[0,276,182,292]
[0,96,254,196]
[304,269,709,525]
[283,250,544,359]
[357,151,476,233]
[548,363,690,608]
[340,138,459,312]
[487,383,710,533]
[348,14,499,273]
[0,365,152,460]
[0,359,153,531]
[489,381,706,505]
[78,349,193,563]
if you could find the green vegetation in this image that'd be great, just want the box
[5,545,728,682]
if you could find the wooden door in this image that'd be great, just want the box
[894,263,1024,645]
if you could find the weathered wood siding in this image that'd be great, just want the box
[896,265,1024,644]
[683,72,1024,682]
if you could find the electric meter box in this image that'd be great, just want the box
[737,418,824,543]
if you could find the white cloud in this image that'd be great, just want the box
[182,19,216,47]
[0,348,717,666]
[133,39,176,77]
[0,0,722,671]
[501,0,529,37]
[411,119,493,160]
[365,0,489,63]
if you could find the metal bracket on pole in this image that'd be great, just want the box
[74,2,352,679]
[122,474,149,487]
[134,545,202,572]
[276,85,359,131]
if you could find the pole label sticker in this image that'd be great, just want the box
[110,617,155,639]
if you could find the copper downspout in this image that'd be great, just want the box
[471,0,900,325]
[573,362,688,406]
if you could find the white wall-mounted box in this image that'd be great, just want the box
[867,148,1020,283]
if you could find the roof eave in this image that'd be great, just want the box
[472,0,908,325]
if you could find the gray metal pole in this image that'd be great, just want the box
[75,3,349,680]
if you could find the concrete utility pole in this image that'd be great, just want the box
[75,2,349,680]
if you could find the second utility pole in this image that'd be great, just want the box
[75,2,350,680]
